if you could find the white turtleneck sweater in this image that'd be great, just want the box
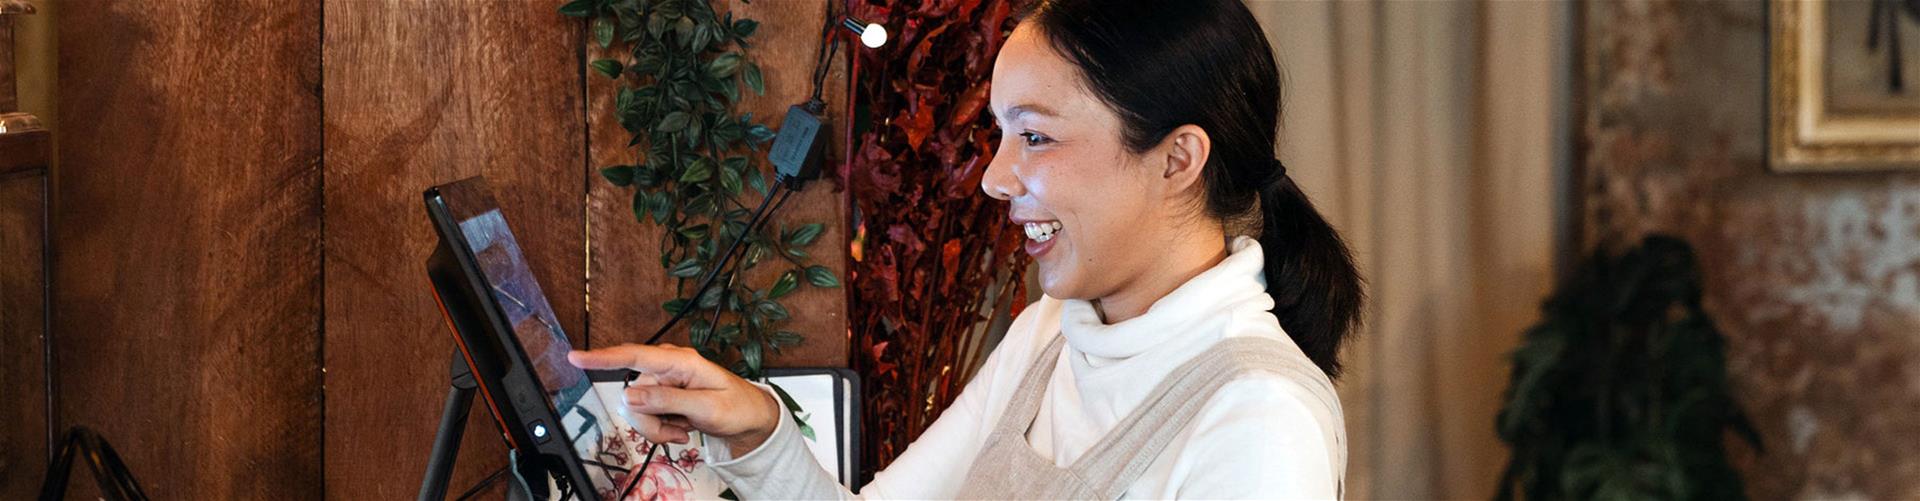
[705,237,1344,499]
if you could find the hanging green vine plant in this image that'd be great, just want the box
[562,0,839,380]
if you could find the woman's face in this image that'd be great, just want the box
[982,24,1188,303]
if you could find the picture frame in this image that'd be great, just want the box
[1769,0,1920,172]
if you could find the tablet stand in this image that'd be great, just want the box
[418,352,541,501]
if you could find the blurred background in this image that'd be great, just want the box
[3,0,1918,499]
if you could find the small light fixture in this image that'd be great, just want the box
[843,17,888,48]
[532,423,549,439]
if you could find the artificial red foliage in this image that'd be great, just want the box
[841,0,1029,482]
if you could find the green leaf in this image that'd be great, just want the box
[768,271,798,299]
[590,58,624,78]
[654,0,682,19]
[769,381,805,413]
[755,300,790,321]
[718,163,743,196]
[747,168,767,195]
[668,258,703,278]
[647,12,669,38]
[686,115,705,148]
[796,415,816,441]
[593,16,615,48]
[649,191,673,223]
[673,17,695,48]
[697,284,726,309]
[715,324,742,343]
[707,53,744,79]
[677,223,709,241]
[679,158,713,183]
[685,192,717,216]
[746,124,775,143]
[631,165,660,187]
[558,0,597,17]
[805,265,840,288]
[741,340,764,376]
[688,319,712,346]
[788,223,825,247]
[600,165,635,186]
[631,189,651,223]
[657,111,691,132]
[732,19,759,38]
[661,298,690,315]
[743,62,765,96]
[690,22,713,53]
[615,86,635,113]
[768,381,815,442]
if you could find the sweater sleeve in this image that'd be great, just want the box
[703,316,1041,500]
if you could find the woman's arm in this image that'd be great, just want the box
[570,329,1032,500]
[701,363,998,500]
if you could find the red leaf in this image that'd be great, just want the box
[941,239,963,286]
[949,81,991,131]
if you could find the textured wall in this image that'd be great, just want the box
[1581,1,1920,498]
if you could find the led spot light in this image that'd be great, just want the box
[843,17,887,48]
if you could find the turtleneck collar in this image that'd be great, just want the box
[1054,236,1274,364]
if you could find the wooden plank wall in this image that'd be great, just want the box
[28,0,846,497]
[51,1,326,498]
[321,1,586,497]
[0,137,50,500]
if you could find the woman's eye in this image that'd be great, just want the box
[1019,132,1053,147]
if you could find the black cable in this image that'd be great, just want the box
[807,0,841,106]
[644,181,793,345]
[616,184,794,501]
[450,466,508,501]
[613,443,664,501]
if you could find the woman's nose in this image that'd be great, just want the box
[980,149,1023,201]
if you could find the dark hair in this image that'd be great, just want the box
[1021,0,1364,377]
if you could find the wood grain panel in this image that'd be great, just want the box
[52,1,324,498]
[587,0,850,367]
[0,167,49,500]
[321,1,586,498]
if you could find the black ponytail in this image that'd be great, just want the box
[1258,161,1363,377]
[1024,0,1365,377]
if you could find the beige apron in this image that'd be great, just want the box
[953,335,1346,500]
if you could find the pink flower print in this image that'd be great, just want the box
[675,448,703,471]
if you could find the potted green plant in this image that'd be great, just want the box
[1496,235,1763,500]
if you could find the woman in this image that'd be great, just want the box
[569,0,1363,497]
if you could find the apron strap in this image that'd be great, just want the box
[1070,336,1346,500]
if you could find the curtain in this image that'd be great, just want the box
[1248,1,1573,498]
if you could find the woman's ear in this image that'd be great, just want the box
[1159,124,1211,194]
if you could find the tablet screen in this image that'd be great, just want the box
[458,207,640,497]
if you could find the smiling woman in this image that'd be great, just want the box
[569,0,1362,498]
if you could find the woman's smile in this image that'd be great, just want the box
[1019,219,1063,257]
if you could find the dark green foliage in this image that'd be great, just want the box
[563,0,836,380]
[1496,235,1763,501]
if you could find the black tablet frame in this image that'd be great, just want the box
[423,177,601,500]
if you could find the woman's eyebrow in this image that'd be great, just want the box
[993,103,1062,122]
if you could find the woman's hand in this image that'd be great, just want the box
[568,344,781,456]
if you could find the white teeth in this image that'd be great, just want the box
[1023,221,1063,242]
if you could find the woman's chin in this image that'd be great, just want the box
[1035,266,1079,301]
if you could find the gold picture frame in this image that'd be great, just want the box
[1769,0,1920,172]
